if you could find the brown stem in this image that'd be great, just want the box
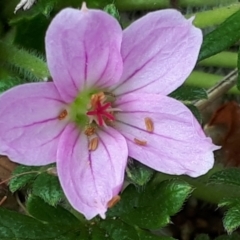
[193,69,238,111]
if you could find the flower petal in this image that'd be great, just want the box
[0,83,68,165]
[46,8,123,102]
[57,123,128,220]
[114,93,219,177]
[112,10,202,96]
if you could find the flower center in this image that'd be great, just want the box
[86,92,116,127]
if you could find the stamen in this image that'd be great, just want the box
[58,109,68,120]
[107,195,121,208]
[89,137,99,151]
[134,138,147,146]
[90,92,105,108]
[145,117,154,132]
[84,126,96,136]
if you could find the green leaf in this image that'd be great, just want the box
[90,225,108,240]
[32,172,64,206]
[223,206,240,233]
[13,14,50,53]
[100,219,139,240]
[137,228,175,240]
[170,86,207,101]
[194,234,210,240]
[9,165,41,192]
[0,208,71,239]
[209,168,240,186]
[215,232,240,240]
[126,160,155,186]
[100,219,174,240]
[198,10,240,61]
[219,197,240,208]
[108,179,192,229]
[104,4,120,22]
[27,195,79,226]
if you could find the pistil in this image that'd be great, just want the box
[86,92,116,126]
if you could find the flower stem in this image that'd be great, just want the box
[185,71,239,94]
[115,0,238,11]
[189,3,240,28]
[0,40,49,80]
[199,51,237,68]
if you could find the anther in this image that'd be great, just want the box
[134,138,147,146]
[89,137,99,151]
[145,117,154,132]
[84,126,96,136]
[58,109,68,120]
[90,92,105,108]
[107,195,121,208]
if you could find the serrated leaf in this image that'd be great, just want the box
[170,86,207,101]
[13,14,50,53]
[215,232,240,240]
[90,225,108,240]
[104,4,120,22]
[9,165,41,192]
[0,207,71,239]
[108,179,192,229]
[100,218,175,240]
[126,160,155,186]
[223,206,240,233]
[219,197,240,208]
[198,10,240,61]
[100,219,139,240]
[209,168,240,186]
[27,195,79,226]
[137,228,175,240]
[32,172,64,206]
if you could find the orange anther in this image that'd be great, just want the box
[107,195,121,208]
[134,138,147,146]
[84,126,96,136]
[58,109,68,120]
[145,117,154,132]
[90,92,105,108]
[89,137,99,151]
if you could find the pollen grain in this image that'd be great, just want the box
[134,138,147,146]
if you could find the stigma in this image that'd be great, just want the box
[86,92,117,126]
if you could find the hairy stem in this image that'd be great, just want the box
[189,3,240,28]
[185,71,239,94]
[199,51,237,68]
[0,40,49,80]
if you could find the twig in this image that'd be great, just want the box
[193,69,239,111]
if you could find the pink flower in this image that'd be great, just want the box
[0,6,218,219]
